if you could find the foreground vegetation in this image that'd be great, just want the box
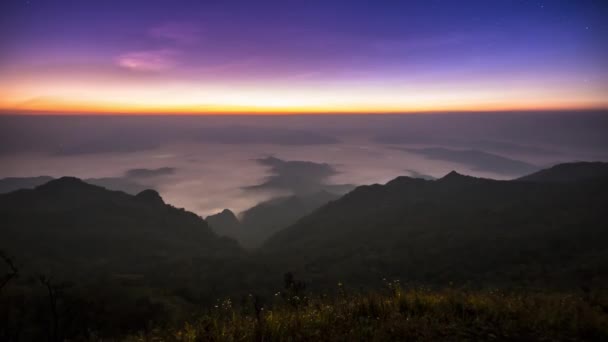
[126,283,608,341]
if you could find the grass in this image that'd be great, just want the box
[124,283,608,341]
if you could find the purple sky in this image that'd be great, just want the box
[1,0,607,113]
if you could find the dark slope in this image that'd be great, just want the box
[208,191,340,248]
[262,165,608,287]
[0,177,241,275]
[517,161,608,183]
[206,209,241,237]
[238,191,340,248]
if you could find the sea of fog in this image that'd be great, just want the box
[1,112,607,216]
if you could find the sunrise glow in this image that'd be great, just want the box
[1,0,606,114]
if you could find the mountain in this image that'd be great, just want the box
[85,177,149,194]
[0,176,54,193]
[0,175,149,194]
[398,147,538,175]
[261,163,608,288]
[0,177,241,276]
[3,163,608,340]
[206,209,241,236]
[517,161,608,183]
[207,191,340,248]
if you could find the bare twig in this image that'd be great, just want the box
[39,275,59,342]
[0,250,19,293]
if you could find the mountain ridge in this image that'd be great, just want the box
[0,176,242,275]
[517,161,608,183]
[259,162,608,287]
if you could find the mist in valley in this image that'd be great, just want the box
[1,112,606,219]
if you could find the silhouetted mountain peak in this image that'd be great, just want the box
[209,209,239,222]
[221,208,236,216]
[135,189,165,205]
[442,170,463,179]
[438,171,486,185]
[385,176,427,188]
[206,209,241,237]
[36,176,98,192]
[517,161,608,183]
[0,174,243,276]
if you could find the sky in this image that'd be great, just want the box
[0,0,607,114]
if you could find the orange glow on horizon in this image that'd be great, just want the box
[2,101,607,116]
[2,87,606,115]
[1,67,607,115]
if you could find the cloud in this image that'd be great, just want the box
[85,167,177,194]
[125,167,176,178]
[405,170,436,180]
[0,117,341,157]
[244,156,354,195]
[149,22,201,45]
[114,22,200,72]
[116,49,178,71]
[193,126,340,145]
[397,147,538,176]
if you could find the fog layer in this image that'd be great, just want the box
[1,112,606,216]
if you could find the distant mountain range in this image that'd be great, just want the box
[0,176,54,193]
[261,161,608,287]
[397,147,539,175]
[517,161,608,183]
[0,175,149,195]
[1,161,607,290]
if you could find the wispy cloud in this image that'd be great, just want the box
[149,22,202,45]
[114,22,200,72]
[115,49,178,71]
[125,167,176,178]
[372,32,485,53]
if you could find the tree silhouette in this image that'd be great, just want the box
[0,251,18,294]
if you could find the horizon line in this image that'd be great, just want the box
[2,108,608,117]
